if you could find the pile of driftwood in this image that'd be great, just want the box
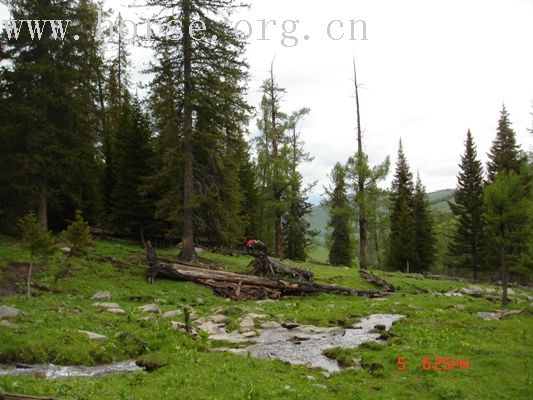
[146,243,386,300]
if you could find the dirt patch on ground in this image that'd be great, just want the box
[0,261,43,297]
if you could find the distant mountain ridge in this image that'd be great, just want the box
[308,189,454,242]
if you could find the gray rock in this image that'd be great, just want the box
[196,298,204,305]
[260,321,283,330]
[453,304,465,311]
[107,308,126,314]
[162,310,183,319]
[245,313,268,320]
[91,291,111,301]
[0,319,18,329]
[209,314,228,324]
[227,348,248,356]
[197,321,226,336]
[92,302,120,309]
[0,306,22,319]
[138,304,160,314]
[209,331,247,344]
[78,330,107,340]
[241,331,257,338]
[239,316,255,330]
[459,287,485,297]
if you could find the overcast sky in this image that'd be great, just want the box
[2,0,532,204]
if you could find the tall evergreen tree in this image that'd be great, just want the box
[448,131,487,278]
[413,172,436,271]
[387,140,418,272]
[487,105,522,182]
[111,94,155,239]
[255,65,288,257]
[324,163,355,267]
[146,0,251,255]
[485,172,533,304]
[283,108,315,261]
[0,0,104,232]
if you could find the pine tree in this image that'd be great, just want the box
[325,163,355,267]
[0,0,104,231]
[256,65,288,257]
[413,172,436,271]
[487,105,522,182]
[282,108,315,261]
[111,94,155,239]
[387,140,417,272]
[448,131,487,278]
[485,172,533,304]
[60,210,95,256]
[146,0,251,255]
[18,212,54,298]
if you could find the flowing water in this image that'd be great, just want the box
[0,314,405,378]
[0,360,141,379]
[246,314,405,373]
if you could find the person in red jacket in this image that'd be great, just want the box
[246,239,255,254]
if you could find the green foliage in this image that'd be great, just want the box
[487,105,523,182]
[60,210,95,257]
[448,131,487,278]
[413,174,437,270]
[17,212,55,262]
[387,140,418,271]
[484,171,533,281]
[255,71,314,259]
[111,94,155,236]
[0,0,104,231]
[324,163,355,267]
[346,150,390,269]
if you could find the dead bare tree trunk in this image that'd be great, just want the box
[26,253,33,299]
[353,57,367,270]
[179,0,196,262]
[38,177,48,230]
[268,62,284,259]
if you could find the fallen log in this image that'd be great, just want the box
[359,269,395,292]
[250,256,314,281]
[154,262,385,300]
[1,394,60,400]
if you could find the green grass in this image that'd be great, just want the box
[0,237,532,399]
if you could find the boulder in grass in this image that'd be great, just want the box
[78,330,107,341]
[138,304,161,314]
[107,308,126,314]
[91,291,111,301]
[92,302,121,309]
[0,319,18,329]
[162,310,183,319]
[0,306,23,319]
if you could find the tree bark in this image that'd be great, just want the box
[179,0,196,262]
[0,393,61,400]
[353,57,366,270]
[38,177,48,230]
[154,261,384,299]
[499,222,508,306]
[27,254,33,299]
[269,63,283,259]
